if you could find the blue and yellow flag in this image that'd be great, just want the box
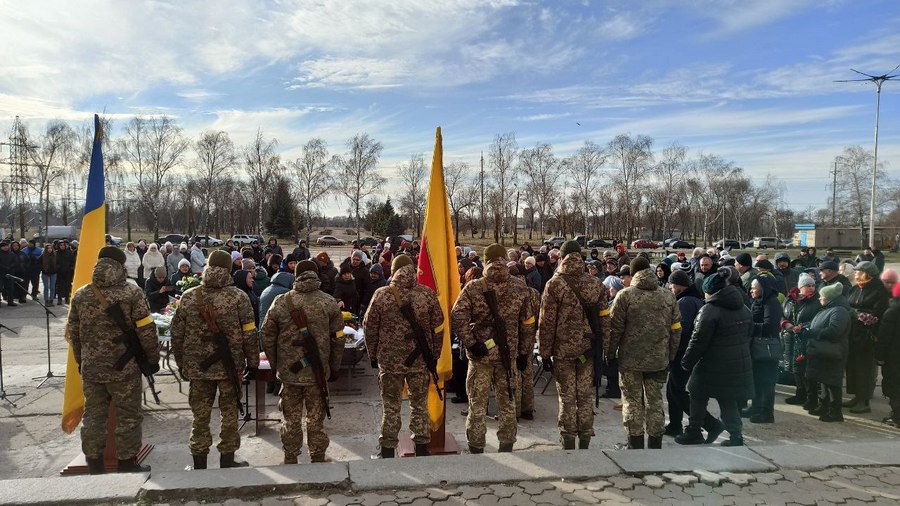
[61,114,106,433]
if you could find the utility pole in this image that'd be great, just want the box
[836,65,899,248]
[831,160,839,225]
[479,151,485,239]
[0,117,38,238]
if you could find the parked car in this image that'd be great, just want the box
[105,233,123,246]
[40,226,78,242]
[573,235,590,246]
[781,238,794,248]
[317,235,346,246]
[229,234,257,246]
[543,236,566,248]
[667,240,695,249]
[357,236,379,246]
[156,233,189,246]
[752,236,779,249]
[385,235,414,251]
[587,238,614,248]
[631,239,659,249]
[714,239,742,250]
[192,235,223,247]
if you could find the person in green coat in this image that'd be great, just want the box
[804,283,851,422]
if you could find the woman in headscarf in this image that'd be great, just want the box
[780,273,821,407]
[843,261,890,414]
[232,269,259,324]
[656,262,672,289]
[141,242,165,279]
[123,242,141,283]
[804,283,851,422]
[743,275,783,424]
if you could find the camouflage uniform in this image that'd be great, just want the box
[171,265,259,456]
[363,264,443,449]
[260,271,343,461]
[452,260,535,451]
[68,257,158,460]
[539,254,608,444]
[608,268,681,439]
[517,286,541,418]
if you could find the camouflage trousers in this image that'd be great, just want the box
[516,359,535,417]
[554,359,595,438]
[378,369,430,449]
[188,379,241,456]
[620,368,667,437]
[279,383,329,459]
[81,377,143,459]
[466,360,517,449]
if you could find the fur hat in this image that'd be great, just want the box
[630,255,650,273]
[559,240,581,258]
[98,246,126,265]
[392,254,414,272]
[208,250,233,269]
[483,243,507,263]
[241,259,256,271]
[153,266,167,279]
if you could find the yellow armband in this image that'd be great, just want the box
[670,322,682,331]
[522,316,535,325]
[136,316,154,328]
[242,322,256,332]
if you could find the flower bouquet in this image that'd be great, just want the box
[176,275,202,291]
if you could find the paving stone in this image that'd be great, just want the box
[547,480,585,493]
[292,498,329,506]
[757,473,784,485]
[643,475,665,489]
[796,478,836,494]
[684,483,715,498]
[528,490,569,505]
[394,491,428,504]
[561,489,597,503]
[424,487,459,500]
[359,493,396,506]
[458,485,492,500]
[721,472,756,486]
[589,489,632,502]
[470,494,500,505]
[694,470,726,486]
[717,483,745,497]
[810,471,838,481]
[608,476,642,490]
[259,499,295,506]
[578,479,612,491]
[407,498,433,506]
[662,473,699,486]
[328,494,363,506]
[624,485,657,501]
[518,482,554,495]
[652,484,692,501]
[497,493,535,506]
[489,484,519,498]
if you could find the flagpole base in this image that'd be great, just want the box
[397,431,460,457]
[60,443,153,475]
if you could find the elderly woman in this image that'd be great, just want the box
[123,242,141,283]
[876,283,900,426]
[881,268,898,293]
[141,242,165,278]
[804,283,851,422]
[743,275,783,423]
[781,273,822,406]
[844,261,890,414]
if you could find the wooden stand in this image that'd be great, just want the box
[60,405,153,475]
[397,396,460,457]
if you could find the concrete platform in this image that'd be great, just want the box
[604,446,776,474]
[348,449,621,491]
[750,440,900,471]
[0,473,149,506]
[140,462,350,500]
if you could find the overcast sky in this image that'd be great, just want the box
[1,0,899,213]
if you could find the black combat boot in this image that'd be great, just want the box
[740,406,758,418]
[647,436,663,449]
[808,397,827,416]
[219,452,248,468]
[820,387,845,422]
[375,447,395,459]
[703,417,725,444]
[498,443,513,453]
[520,411,534,420]
[311,454,329,463]
[663,423,683,437]
[468,445,484,454]
[674,426,704,445]
[117,457,150,473]
[191,454,207,470]
[627,435,645,450]
[720,436,744,447]
[415,443,431,456]
[560,435,576,450]
[784,382,807,405]
[283,453,298,464]
[577,437,590,450]
[86,457,105,475]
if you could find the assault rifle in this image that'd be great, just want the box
[286,303,331,419]
[197,302,245,416]
[393,286,443,400]
[108,303,161,404]
[481,285,514,401]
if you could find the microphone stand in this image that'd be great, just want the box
[0,322,24,407]
[11,278,64,388]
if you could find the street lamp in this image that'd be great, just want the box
[836,66,899,248]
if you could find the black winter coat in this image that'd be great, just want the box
[751,275,783,363]
[56,249,75,275]
[144,275,173,313]
[333,277,360,316]
[0,249,15,277]
[805,295,850,387]
[318,261,338,295]
[876,298,900,398]
[674,285,704,361]
[781,292,821,374]
[682,285,754,401]
[848,278,889,347]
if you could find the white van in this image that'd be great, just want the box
[40,226,78,241]
[752,237,779,249]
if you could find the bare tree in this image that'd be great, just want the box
[242,129,283,235]
[26,121,75,228]
[119,116,189,239]
[568,141,607,237]
[519,143,562,237]
[653,142,686,238]
[398,153,428,238]
[336,133,384,238]
[488,132,518,244]
[193,130,236,236]
[607,134,653,241]
[832,146,889,244]
[445,161,478,243]
[291,138,332,242]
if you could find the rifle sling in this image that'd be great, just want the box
[195,288,228,372]
[284,293,318,373]
[390,285,424,366]
[559,275,597,360]
[91,284,137,370]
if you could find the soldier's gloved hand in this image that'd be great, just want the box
[243,366,256,381]
[469,342,488,359]
[516,354,529,372]
[370,359,378,369]
[542,356,553,372]
[148,363,160,375]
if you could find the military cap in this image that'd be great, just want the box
[559,240,581,258]
[208,249,232,269]
[98,246,126,264]
[392,254,414,272]
[295,259,319,275]
[483,243,506,263]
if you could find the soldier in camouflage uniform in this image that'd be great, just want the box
[452,244,535,453]
[172,249,259,470]
[260,260,344,463]
[510,263,540,420]
[608,256,681,450]
[364,254,444,458]
[68,246,159,474]
[539,241,608,450]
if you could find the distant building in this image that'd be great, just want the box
[792,224,899,250]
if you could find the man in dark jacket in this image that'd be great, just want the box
[677,268,753,447]
[0,241,17,306]
[315,252,338,295]
[340,250,372,315]
[144,266,175,313]
[23,239,43,300]
[291,240,311,261]
[774,252,800,296]
[876,283,900,426]
[56,240,76,305]
[819,261,851,296]
[664,270,723,441]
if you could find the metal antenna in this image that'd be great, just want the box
[835,66,900,249]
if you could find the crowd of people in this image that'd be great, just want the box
[0,237,77,307]
[63,232,900,473]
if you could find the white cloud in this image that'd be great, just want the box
[598,12,646,40]
[516,112,573,121]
